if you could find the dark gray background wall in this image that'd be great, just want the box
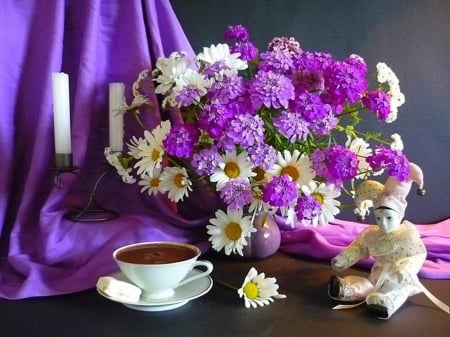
[170,0,450,224]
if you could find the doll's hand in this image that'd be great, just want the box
[331,257,346,272]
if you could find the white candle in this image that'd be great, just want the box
[52,72,72,155]
[109,83,125,152]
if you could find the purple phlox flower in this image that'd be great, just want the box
[273,110,310,142]
[311,145,358,185]
[309,107,338,136]
[219,179,254,211]
[258,49,295,74]
[321,58,368,106]
[207,74,246,104]
[267,36,301,53]
[191,146,221,176]
[291,69,325,93]
[175,85,205,107]
[227,113,265,149]
[248,70,295,110]
[247,143,277,170]
[202,60,232,79]
[198,99,234,139]
[262,174,298,208]
[295,195,322,222]
[291,91,330,123]
[294,51,333,73]
[362,90,391,121]
[366,146,410,181]
[224,25,250,42]
[230,41,259,61]
[163,123,200,158]
[345,54,367,74]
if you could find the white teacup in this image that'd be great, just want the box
[113,241,213,300]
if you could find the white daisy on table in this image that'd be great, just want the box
[159,166,192,202]
[266,149,315,186]
[138,166,163,196]
[345,136,372,179]
[301,181,341,226]
[206,209,256,256]
[237,267,286,309]
[210,150,256,190]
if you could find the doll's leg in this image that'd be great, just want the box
[328,275,374,302]
[366,283,417,319]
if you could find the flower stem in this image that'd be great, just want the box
[213,278,238,291]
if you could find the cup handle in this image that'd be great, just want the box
[177,260,213,288]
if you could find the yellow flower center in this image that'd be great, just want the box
[150,177,160,187]
[253,167,265,182]
[151,148,161,161]
[224,162,240,178]
[243,282,259,299]
[280,165,299,181]
[173,173,185,188]
[224,222,242,240]
[312,192,324,205]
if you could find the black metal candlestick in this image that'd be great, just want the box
[52,154,118,222]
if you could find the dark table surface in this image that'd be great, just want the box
[1,252,449,337]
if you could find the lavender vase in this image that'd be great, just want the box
[241,212,281,259]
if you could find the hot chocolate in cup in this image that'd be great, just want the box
[113,241,213,300]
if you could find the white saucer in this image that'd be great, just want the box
[97,269,213,312]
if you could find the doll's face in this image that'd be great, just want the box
[374,208,401,233]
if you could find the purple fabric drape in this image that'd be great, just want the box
[0,0,449,300]
[0,0,213,300]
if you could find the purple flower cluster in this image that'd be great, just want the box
[223,24,258,61]
[163,124,200,158]
[367,146,410,181]
[219,179,253,211]
[362,90,391,121]
[262,174,298,207]
[311,145,358,185]
[295,195,322,222]
[248,71,295,110]
[191,147,221,176]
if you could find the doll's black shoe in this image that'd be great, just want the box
[366,304,389,319]
[328,276,341,299]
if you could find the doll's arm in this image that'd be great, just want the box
[331,239,368,271]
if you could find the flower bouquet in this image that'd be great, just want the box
[106,24,410,256]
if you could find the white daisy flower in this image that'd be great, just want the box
[134,123,170,175]
[267,149,315,187]
[159,166,192,202]
[172,68,210,107]
[301,181,341,226]
[104,147,136,184]
[127,135,143,159]
[195,43,248,78]
[154,51,190,95]
[138,166,163,196]
[206,209,256,256]
[345,136,372,179]
[210,150,256,190]
[237,267,286,309]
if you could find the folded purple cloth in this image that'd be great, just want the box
[279,218,450,279]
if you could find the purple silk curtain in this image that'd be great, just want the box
[0,0,215,300]
[1,0,449,300]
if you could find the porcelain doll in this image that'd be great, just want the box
[328,163,449,319]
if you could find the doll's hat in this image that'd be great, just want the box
[354,162,425,221]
